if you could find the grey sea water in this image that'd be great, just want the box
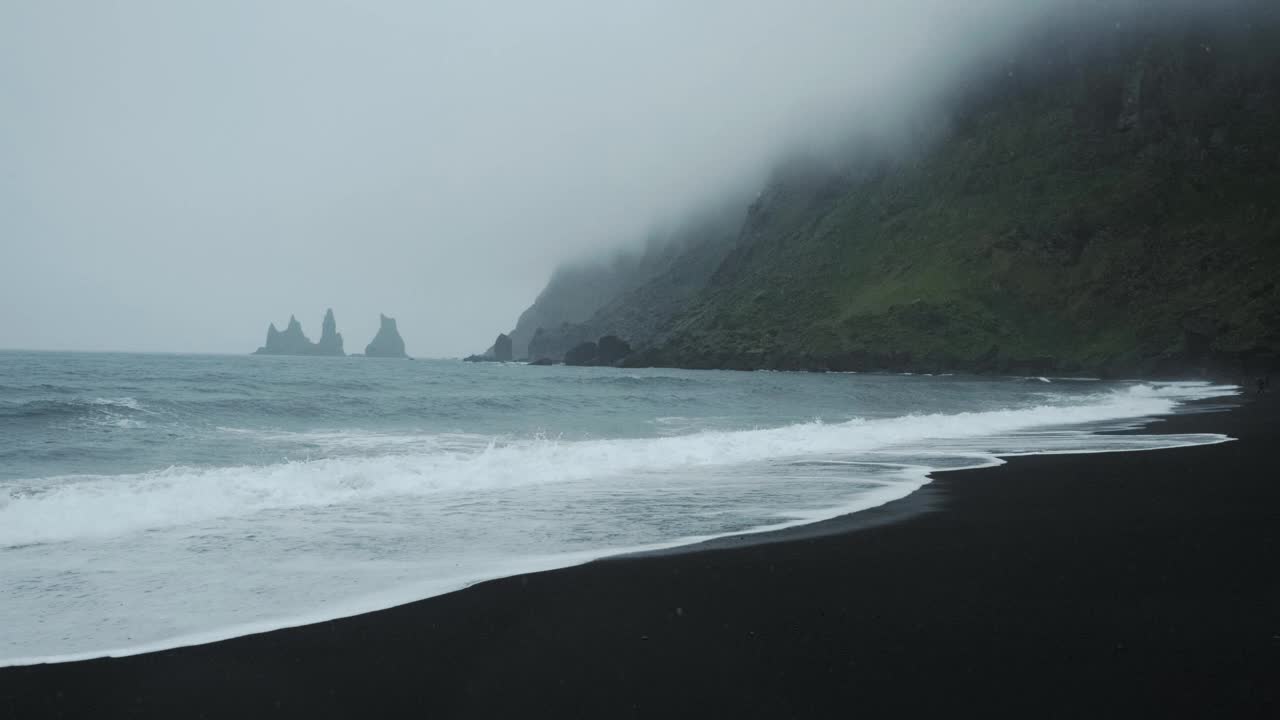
[0,351,1236,664]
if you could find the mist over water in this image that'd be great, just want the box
[0,352,1236,665]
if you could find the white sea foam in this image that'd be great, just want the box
[0,381,1236,548]
[88,397,143,411]
[70,397,151,430]
[3,473,936,670]
[0,380,1241,667]
[218,427,493,453]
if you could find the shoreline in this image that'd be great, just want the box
[0,388,1229,668]
[0,475,928,671]
[3,394,1277,717]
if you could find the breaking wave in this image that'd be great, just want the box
[0,396,145,420]
[0,382,1235,548]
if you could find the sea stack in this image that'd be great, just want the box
[254,310,346,356]
[365,314,409,358]
[315,308,344,355]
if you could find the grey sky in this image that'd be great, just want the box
[2,1,1059,356]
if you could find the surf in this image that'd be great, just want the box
[0,363,1240,666]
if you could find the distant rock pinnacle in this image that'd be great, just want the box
[253,309,346,356]
[364,314,409,358]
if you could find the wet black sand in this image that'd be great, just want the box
[3,395,1277,718]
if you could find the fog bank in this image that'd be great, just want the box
[2,1,1067,354]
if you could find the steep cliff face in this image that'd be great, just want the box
[364,314,409,358]
[254,310,346,356]
[492,333,513,362]
[502,263,625,361]
[505,206,742,362]
[505,0,1280,376]
[653,3,1280,375]
[526,323,594,364]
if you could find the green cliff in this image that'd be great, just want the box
[506,1,1280,376]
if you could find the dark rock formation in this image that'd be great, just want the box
[365,314,408,358]
[596,335,632,365]
[529,357,554,366]
[561,336,635,367]
[464,333,517,363]
[254,310,345,356]
[563,341,599,366]
[493,334,514,362]
[315,309,344,355]
[527,324,594,364]
[259,316,309,355]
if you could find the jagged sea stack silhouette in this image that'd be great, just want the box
[315,308,344,355]
[254,309,345,356]
[365,314,409,358]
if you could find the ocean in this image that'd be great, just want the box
[0,351,1238,666]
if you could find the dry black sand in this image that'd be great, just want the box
[3,395,1277,718]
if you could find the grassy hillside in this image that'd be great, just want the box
[634,2,1280,376]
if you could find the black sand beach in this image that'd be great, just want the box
[3,394,1277,718]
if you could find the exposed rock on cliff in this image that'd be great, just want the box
[254,310,345,356]
[596,335,632,365]
[493,334,513,362]
[493,204,744,362]
[464,333,517,362]
[526,324,594,364]
[561,336,634,367]
[365,314,409,358]
[563,342,598,367]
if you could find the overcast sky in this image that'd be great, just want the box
[1,1,1061,356]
